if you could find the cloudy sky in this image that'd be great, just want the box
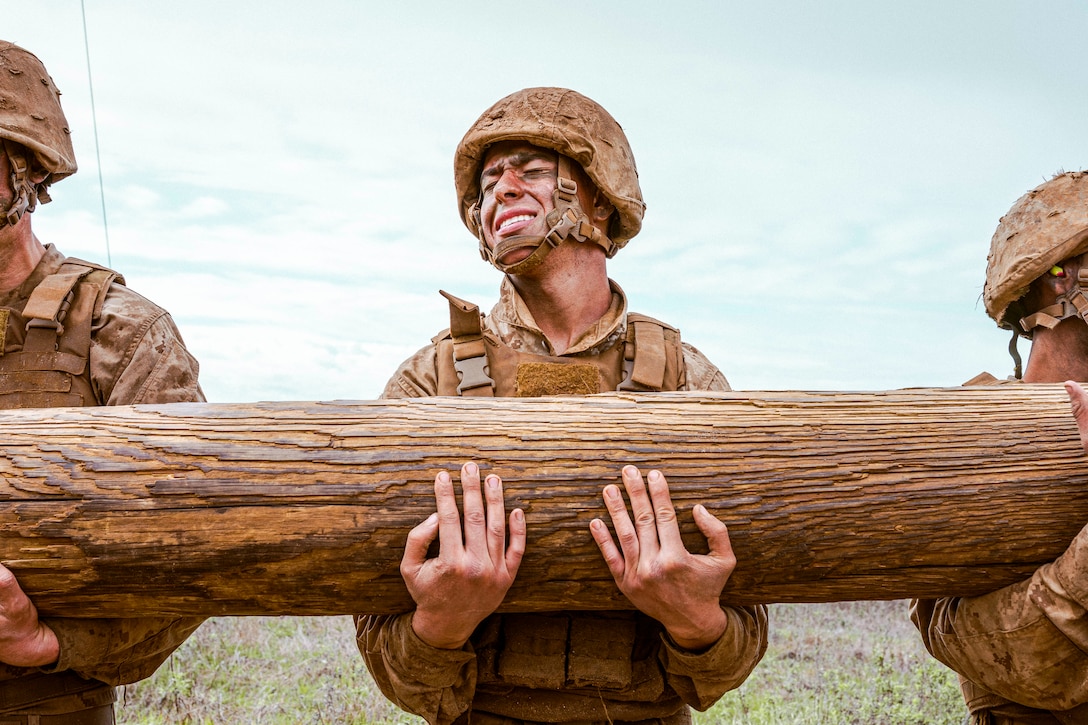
[4,1,1085,402]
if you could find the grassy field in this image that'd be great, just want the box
[115,601,964,724]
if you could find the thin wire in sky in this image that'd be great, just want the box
[80,0,111,266]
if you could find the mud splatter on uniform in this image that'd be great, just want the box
[0,245,205,720]
[357,279,767,725]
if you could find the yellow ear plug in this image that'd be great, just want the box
[1051,265,1067,277]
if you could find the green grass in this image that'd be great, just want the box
[115,601,964,724]
[115,616,409,724]
[694,601,963,724]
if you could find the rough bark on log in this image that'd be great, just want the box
[1,386,1086,617]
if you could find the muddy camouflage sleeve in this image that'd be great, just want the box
[381,342,441,398]
[358,613,476,724]
[38,282,206,684]
[680,342,731,392]
[90,284,205,406]
[659,604,769,710]
[40,616,204,685]
[911,522,1088,712]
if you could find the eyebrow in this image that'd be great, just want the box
[481,150,556,179]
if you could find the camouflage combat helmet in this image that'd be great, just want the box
[455,87,645,273]
[0,41,76,226]
[985,172,1088,333]
[983,171,1088,379]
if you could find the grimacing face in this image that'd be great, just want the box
[477,141,602,266]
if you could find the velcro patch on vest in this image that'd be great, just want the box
[567,614,636,689]
[497,614,569,689]
[515,362,601,397]
[0,308,7,356]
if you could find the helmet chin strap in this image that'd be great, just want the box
[473,154,618,275]
[1006,266,1088,379]
[1018,267,1088,334]
[0,140,41,228]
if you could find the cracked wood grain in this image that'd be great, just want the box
[0,386,1084,616]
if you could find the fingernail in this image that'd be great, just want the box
[622,465,638,477]
[486,475,500,490]
[437,471,450,483]
[465,462,478,476]
[512,509,523,523]
[649,470,662,483]
[604,484,620,500]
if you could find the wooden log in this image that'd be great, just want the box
[1,386,1086,617]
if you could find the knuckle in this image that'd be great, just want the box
[657,556,684,576]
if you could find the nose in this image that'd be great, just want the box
[492,168,525,200]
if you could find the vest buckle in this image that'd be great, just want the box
[25,317,63,336]
[454,355,494,395]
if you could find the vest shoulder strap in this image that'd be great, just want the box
[619,312,684,392]
[59,258,124,321]
[439,289,494,397]
[0,259,121,409]
[21,260,118,354]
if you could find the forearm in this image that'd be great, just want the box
[660,604,768,711]
[43,616,203,685]
[356,612,478,725]
[912,523,1088,711]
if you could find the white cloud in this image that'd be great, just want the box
[7,1,1086,400]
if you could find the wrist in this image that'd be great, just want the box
[35,627,60,668]
[410,610,474,650]
[0,623,59,668]
[664,609,728,652]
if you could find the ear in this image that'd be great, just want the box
[1050,255,1087,297]
[591,190,614,224]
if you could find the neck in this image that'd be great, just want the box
[0,217,45,292]
[507,244,611,355]
[1022,318,1088,383]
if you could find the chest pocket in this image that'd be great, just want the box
[477,613,641,692]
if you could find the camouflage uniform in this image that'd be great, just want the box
[0,246,206,720]
[911,172,1088,723]
[357,87,767,725]
[359,278,766,725]
[0,42,205,723]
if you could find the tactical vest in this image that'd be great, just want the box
[433,290,685,397]
[0,258,121,409]
[472,612,673,701]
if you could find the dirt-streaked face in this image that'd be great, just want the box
[478,142,559,266]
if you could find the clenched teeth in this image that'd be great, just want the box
[498,214,534,232]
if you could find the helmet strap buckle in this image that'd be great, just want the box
[477,153,618,273]
[0,140,35,228]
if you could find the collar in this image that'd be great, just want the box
[489,276,629,356]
